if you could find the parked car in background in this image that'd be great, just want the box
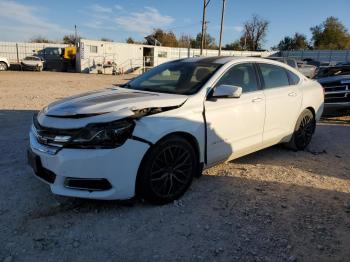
[21,56,45,71]
[28,57,324,204]
[296,61,318,78]
[0,57,10,71]
[336,61,350,66]
[314,65,350,114]
[268,57,317,78]
[302,58,338,68]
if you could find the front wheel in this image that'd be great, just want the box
[287,109,316,150]
[137,136,197,204]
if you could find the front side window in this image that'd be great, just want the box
[215,63,259,93]
[122,61,221,95]
[259,63,290,89]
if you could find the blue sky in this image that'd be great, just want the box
[0,0,349,49]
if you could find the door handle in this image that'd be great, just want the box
[252,97,263,103]
[288,92,297,97]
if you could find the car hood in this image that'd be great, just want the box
[44,87,187,117]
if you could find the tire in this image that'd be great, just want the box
[137,135,198,204]
[287,109,316,150]
[0,62,8,71]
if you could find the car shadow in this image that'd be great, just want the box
[1,109,350,261]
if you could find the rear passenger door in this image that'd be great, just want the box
[257,63,302,145]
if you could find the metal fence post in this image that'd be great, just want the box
[16,43,19,63]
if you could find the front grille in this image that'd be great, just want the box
[64,178,112,191]
[325,96,350,103]
[322,83,350,104]
[32,115,80,147]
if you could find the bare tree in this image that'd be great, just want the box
[178,34,194,48]
[241,14,269,51]
[63,34,81,45]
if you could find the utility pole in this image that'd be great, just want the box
[218,0,226,56]
[74,25,78,47]
[200,0,211,55]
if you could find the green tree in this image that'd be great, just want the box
[223,40,244,51]
[275,33,309,51]
[311,17,350,49]
[194,32,217,49]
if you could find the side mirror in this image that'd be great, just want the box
[211,85,242,98]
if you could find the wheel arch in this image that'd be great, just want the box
[135,131,202,195]
[305,106,316,118]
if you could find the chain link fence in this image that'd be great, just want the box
[280,50,350,63]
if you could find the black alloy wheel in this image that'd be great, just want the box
[288,109,316,150]
[137,135,197,204]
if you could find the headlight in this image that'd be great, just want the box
[66,120,135,149]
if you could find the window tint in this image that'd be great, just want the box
[287,70,300,85]
[259,63,290,89]
[215,63,258,93]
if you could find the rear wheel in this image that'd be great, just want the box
[137,135,197,204]
[0,62,8,71]
[288,109,316,150]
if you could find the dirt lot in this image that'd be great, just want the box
[0,71,350,262]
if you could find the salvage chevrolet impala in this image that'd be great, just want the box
[28,57,324,204]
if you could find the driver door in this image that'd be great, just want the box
[205,63,266,165]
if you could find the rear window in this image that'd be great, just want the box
[286,59,297,68]
[259,63,290,89]
[287,70,300,85]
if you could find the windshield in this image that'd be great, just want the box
[315,66,350,78]
[121,60,221,95]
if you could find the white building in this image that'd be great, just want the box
[76,39,274,75]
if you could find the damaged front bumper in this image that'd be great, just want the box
[28,131,150,200]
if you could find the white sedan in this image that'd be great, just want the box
[28,57,324,204]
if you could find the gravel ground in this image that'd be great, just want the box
[0,71,349,262]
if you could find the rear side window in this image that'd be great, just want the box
[215,63,259,93]
[287,70,300,85]
[259,63,290,89]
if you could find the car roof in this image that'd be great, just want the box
[180,56,281,65]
